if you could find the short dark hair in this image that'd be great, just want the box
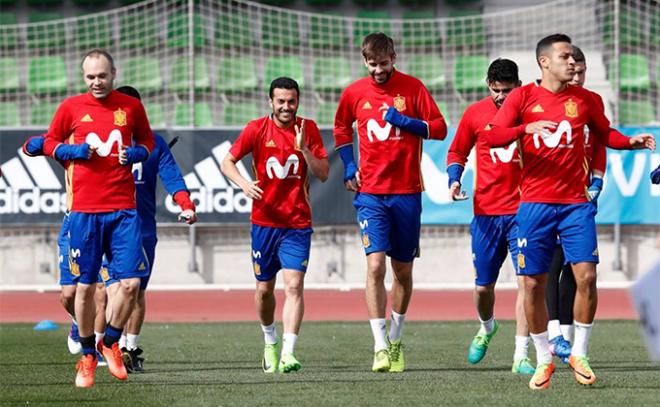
[81,49,115,71]
[116,85,141,100]
[535,33,572,65]
[269,77,299,99]
[572,45,585,64]
[487,58,519,84]
[361,32,396,60]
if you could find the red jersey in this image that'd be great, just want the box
[488,82,615,204]
[43,91,154,212]
[447,97,521,215]
[229,116,328,228]
[334,70,447,194]
[585,90,606,175]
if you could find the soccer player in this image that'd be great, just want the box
[111,85,197,373]
[42,49,155,388]
[446,58,535,375]
[487,34,655,390]
[333,32,447,372]
[221,77,329,373]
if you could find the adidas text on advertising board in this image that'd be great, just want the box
[0,149,66,214]
[164,141,252,214]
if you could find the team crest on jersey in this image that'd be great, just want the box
[393,95,406,112]
[113,108,127,126]
[362,233,370,248]
[532,104,544,113]
[362,101,372,110]
[564,99,578,118]
[517,253,526,269]
[100,267,110,282]
[81,114,93,122]
[266,140,276,148]
[69,259,80,277]
[253,262,261,276]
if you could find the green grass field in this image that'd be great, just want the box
[1,321,659,406]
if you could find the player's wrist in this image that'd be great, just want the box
[447,164,464,188]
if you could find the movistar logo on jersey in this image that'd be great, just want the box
[489,141,517,164]
[533,120,573,149]
[0,148,66,214]
[366,102,401,142]
[266,154,300,179]
[86,129,123,157]
[166,141,251,214]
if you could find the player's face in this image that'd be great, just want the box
[364,54,396,84]
[570,62,586,87]
[269,88,299,128]
[545,42,575,82]
[487,80,519,108]
[82,56,116,99]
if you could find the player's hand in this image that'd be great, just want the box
[118,145,128,165]
[587,177,603,205]
[294,119,306,151]
[449,181,468,201]
[344,170,361,192]
[178,209,197,225]
[628,133,656,151]
[242,180,263,200]
[650,165,660,185]
[525,120,557,135]
[87,145,96,159]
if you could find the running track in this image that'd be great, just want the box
[0,289,636,323]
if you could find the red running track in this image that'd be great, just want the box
[0,289,636,323]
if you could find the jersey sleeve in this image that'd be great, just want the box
[132,101,155,153]
[591,135,607,175]
[305,120,329,160]
[446,106,477,167]
[229,121,258,160]
[415,83,447,140]
[42,100,73,157]
[487,88,526,147]
[333,87,356,149]
[585,93,630,150]
[156,135,189,196]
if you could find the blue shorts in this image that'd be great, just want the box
[67,210,148,285]
[516,202,599,276]
[101,236,156,289]
[58,214,74,286]
[353,193,421,262]
[471,215,518,286]
[251,225,312,282]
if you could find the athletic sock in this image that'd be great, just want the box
[478,316,495,335]
[548,319,562,340]
[102,324,123,347]
[94,331,104,346]
[119,334,128,349]
[560,324,574,343]
[80,335,96,356]
[389,311,406,342]
[513,335,530,360]
[572,321,593,357]
[261,323,278,345]
[282,333,298,355]
[126,334,139,351]
[530,331,553,365]
[369,318,388,352]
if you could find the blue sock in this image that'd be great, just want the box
[103,324,123,347]
[80,335,96,356]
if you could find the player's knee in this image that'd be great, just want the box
[60,289,75,307]
[255,283,274,300]
[475,284,493,296]
[284,282,303,299]
[120,278,141,296]
[524,276,544,293]
[575,269,597,289]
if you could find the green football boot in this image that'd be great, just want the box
[371,349,390,372]
[262,342,279,373]
[388,339,405,373]
[512,357,536,375]
[278,353,301,373]
[467,320,499,364]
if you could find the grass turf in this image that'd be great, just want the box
[1,321,659,405]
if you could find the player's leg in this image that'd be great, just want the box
[466,215,505,365]
[354,193,391,372]
[93,280,108,367]
[251,225,281,373]
[68,211,103,387]
[559,203,599,386]
[558,262,576,342]
[545,245,572,362]
[57,214,82,354]
[516,203,559,390]
[277,228,312,373]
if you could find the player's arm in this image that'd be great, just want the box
[588,92,655,151]
[42,101,94,161]
[156,136,197,224]
[296,120,329,182]
[334,88,360,191]
[220,125,263,200]
[120,102,155,165]
[384,85,447,140]
[446,108,476,201]
[22,135,45,157]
